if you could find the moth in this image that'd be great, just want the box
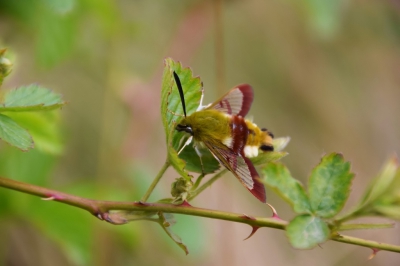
[173,71,274,203]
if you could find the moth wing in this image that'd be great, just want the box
[205,84,253,117]
[202,139,266,203]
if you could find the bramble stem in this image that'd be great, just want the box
[141,160,171,202]
[1,175,400,254]
[332,233,400,252]
[338,223,394,231]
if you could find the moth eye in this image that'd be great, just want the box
[176,124,194,135]
[260,144,274,151]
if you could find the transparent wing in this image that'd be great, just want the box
[202,139,266,203]
[206,84,253,117]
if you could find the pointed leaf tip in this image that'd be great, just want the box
[158,212,189,255]
[0,114,34,151]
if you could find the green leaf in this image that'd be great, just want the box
[251,151,288,166]
[5,111,64,154]
[286,214,330,249]
[158,212,189,255]
[175,133,220,174]
[161,58,202,143]
[250,137,289,167]
[161,58,203,179]
[167,138,190,180]
[0,114,33,151]
[372,204,400,220]
[308,153,354,218]
[358,156,399,207]
[262,162,311,214]
[0,84,65,112]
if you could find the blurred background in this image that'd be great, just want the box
[1,0,400,265]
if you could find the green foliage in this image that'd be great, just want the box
[263,152,354,248]
[1,85,65,111]
[0,53,66,152]
[308,153,354,218]
[5,111,64,154]
[177,137,220,174]
[0,114,33,151]
[161,58,204,179]
[263,153,400,250]
[286,214,330,249]
[338,156,400,221]
[263,162,311,214]
[161,58,202,143]
[158,212,189,255]
[2,51,400,259]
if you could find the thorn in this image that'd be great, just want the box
[368,248,380,260]
[179,200,192,207]
[239,214,256,220]
[96,213,104,220]
[41,196,55,201]
[41,194,64,201]
[137,201,150,206]
[244,226,260,240]
[266,203,281,220]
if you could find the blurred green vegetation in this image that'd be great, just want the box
[1,0,400,265]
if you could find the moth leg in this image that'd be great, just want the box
[178,136,193,155]
[194,145,205,175]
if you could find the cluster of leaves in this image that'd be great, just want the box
[2,53,400,257]
[0,49,66,153]
[157,58,400,253]
[265,154,400,249]
[263,153,353,248]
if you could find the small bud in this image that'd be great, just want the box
[0,49,13,82]
[171,177,193,202]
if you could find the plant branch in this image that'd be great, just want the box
[1,176,400,254]
[141,160,171,202]
[338,223,394,231]
[332,232,400,252]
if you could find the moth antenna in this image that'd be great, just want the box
[173,71,187,117]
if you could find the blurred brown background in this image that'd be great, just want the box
[0,0,400,265]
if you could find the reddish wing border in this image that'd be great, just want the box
[202,139,266,203]
[206,84,254,117]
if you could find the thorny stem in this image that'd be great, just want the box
[1,176,400,254]
[141,160,171,202]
